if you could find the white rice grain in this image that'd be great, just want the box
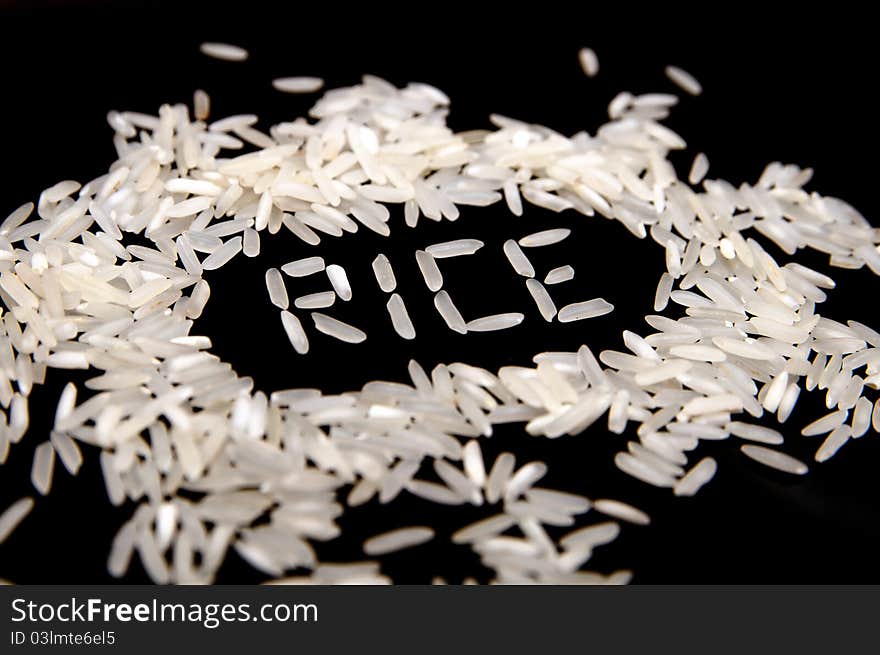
[801,409,848,436]
[776,382,801,423]
[280,311,309,355]
[0,497,34,544]
[545,265,575,285]
[614,453,676,488]
[50,431,83,475]
[504,461,547,500]
[415,250,443,291]
[1,202,34,235]
[665,65,702,95]
[272,77,325,94]
[560,522,620,551]
[201,237,241,270]
[452,514,515,544]
[815,425,851,462]
[54,382,77,428]
[282,256,325,278]
[557,298,614,322]
[265,268,289,310]
[31,441,55,495]
[669,344,726,363]
[503,179,523,216]
[578,48,599,77]
[485,452,516,503]
[740,445,808,475]
[425,239,484,258]
[406,480,465,505]
[386,294,416,340]
[654,272,674,311]
[727,421,784,445]
[680,394,742,418]
[634,359,692,386]
[311,313,366,343]
[434,291,467,334]
[243,228,260,257]
[326,264,352,301]
[518,228,571,248]
[593,499,650,525]
[674,457,718,496]
[294,291,336,309]
[713,337,777,361]
[526,279,557,322]
[371,254,396,292]
[852,397,872,438]
[462,440,486,487]
[363,526,434,556]
[503,239,535,278]
[466,313,525,332]
[199,42,249,62]
[193,89,210,121]
[688,152,709,185]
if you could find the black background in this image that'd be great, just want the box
[1,2,878,583]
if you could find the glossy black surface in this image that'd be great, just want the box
[0,4,877,583]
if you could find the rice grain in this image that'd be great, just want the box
[0,497,34,544]
[545,266,575,285]
[326,264,352,301]
[433,291,467,334]
[673,457,717,496]
[280,311,309,354]
[466,313,525,332]
[592,499,650,525]
[558,299,614,322]
[740,445,808,475]
[31,441,55,495]
[282,257,325,278]
[371,254,396,292]
[688,153,709,185]
[415,250,443,291]
[526,279,557,322]
[265,268,289,310]
[425,239,484,258]
[386,294,416,340]
[503,240,535,278]
[578,48,599,77]
[199,42,249,62]
[311,313,366,343]
[272,77,325,94]
[363,527,434,556]
[294,291,336,309]
[664,65,702,95]
[518,228,571,248]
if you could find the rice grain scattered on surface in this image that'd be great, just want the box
[740,445,808,475]
[558,299,614,323]
[592,499,650,525]
[466,313,525,332]
[664,65,702,95]
[673,458,717,496]
[311,312,366,343]
[272,77,325,94]
[0,497,34,544]
[545,266,575,285]
[578,48,599,77]
[363,527,434,556]
[415,250,443,291]
[199,42,249,62]
[325,264,353,301]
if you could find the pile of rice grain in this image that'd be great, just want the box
[0,48,877,585]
